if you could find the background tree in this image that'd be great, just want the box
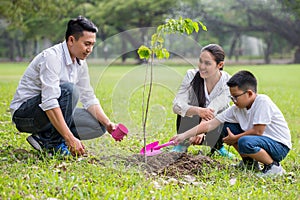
[180,0,300,63]
[0,0,92,60]
[0,0,299,63]
[87,0,180,62]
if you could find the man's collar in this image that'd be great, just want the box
[62,41,82,65]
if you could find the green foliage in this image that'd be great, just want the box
[137,45,151,59]
[279,0,300,18]
[137,17,207,60]
[90,0,180,30]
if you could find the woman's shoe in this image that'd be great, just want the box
[217,146,234,159]
[171,145,188,153]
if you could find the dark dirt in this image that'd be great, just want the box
[5,147,225,179]
[97,152,224,179]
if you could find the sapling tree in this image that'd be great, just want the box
[137,17,207,162]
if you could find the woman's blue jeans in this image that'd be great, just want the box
[12,83,106,149]
[222,122,290,162]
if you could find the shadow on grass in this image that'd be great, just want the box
[0,146,41,162]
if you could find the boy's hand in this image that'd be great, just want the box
[223,127,238,145]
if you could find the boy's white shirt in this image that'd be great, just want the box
[216,94,292,149]
[173,69,231,117]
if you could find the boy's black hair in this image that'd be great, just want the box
[227,70,257,92]
[65,16,98,41]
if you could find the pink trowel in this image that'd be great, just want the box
[140,140,175,156]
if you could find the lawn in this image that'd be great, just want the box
[0,62,299,199]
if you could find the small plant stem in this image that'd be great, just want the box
[142,51,155,163]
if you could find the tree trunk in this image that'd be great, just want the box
[118,28,144,64]
[264,36,272,64]
[228,32,240,60]
[21,40,27,58]
[5,31,15,61]
[121,37,127,63]
[33,38,39,56]
[294,47,300,64]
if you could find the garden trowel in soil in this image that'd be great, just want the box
[140,140,175,156]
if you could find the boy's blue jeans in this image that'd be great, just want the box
[222,122,290,162]
[12,83,106,149]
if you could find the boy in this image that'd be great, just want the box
[171,70,291,176]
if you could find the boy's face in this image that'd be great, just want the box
[229,86,253,109]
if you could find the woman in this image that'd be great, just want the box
[172,44,233,158]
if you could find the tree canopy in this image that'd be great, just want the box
[0,0,299,63]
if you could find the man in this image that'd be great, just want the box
[10,16,116,156]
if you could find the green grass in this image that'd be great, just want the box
[0,62,299,199]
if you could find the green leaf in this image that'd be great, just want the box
[157,36,164,44]
[140,17,207,61]
[155,49,163,59]
[162,48,170,59]
[151,34,158,46]
[193,22,199,32]
[137,45,152,59]
[199,21,208,31]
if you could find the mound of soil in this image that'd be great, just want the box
[5,147,224,179]
[98,152,224,178]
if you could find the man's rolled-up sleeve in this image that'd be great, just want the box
[39,53,61,111]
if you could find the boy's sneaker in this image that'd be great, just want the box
[26,135,43,151]
[171,145,188,153]
[257,162,286,177]
[216,146,235,159]
[54,142,71,156]
[234,160,261,171]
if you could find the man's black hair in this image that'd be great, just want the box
[227,70,257,92]
[65,16,98,41]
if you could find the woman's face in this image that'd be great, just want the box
[198,50,223,79]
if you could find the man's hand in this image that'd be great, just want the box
[223,127,238,145]
[66,137,85,156]
[105,121,117,134]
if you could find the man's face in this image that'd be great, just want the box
[68,31,96,61]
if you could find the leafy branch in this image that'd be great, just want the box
[137,17,207,162]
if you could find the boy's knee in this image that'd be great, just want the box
[238,136,258,154]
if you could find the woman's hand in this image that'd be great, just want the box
[170,133,187,145]
[189,133,205,145]
[198,107,215,121]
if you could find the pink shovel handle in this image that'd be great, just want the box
[153,141,175,150]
